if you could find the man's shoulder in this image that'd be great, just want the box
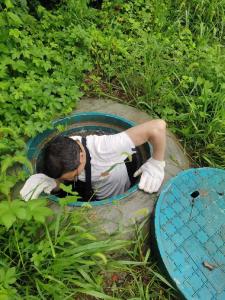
[69,135,82,141]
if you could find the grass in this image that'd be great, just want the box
[0,202,177,299]
[85,0,225,169]
[105,220,178,300]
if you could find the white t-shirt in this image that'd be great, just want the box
[70,132,136,199]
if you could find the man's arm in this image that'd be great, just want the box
[125,119,166,193]
[125,119,166,160]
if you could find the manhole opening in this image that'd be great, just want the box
[27,112,152,205]
[36,130,150,202]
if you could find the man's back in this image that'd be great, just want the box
[70,132,136,199]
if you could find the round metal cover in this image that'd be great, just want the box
[154,168,225,299]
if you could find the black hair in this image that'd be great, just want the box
[40,135,81,179]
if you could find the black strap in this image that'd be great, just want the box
[81,137,93,201]
[125,153,139,186]
[125,147,149,187]
[54,142,147,201]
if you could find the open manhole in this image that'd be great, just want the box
[27,112,151,206]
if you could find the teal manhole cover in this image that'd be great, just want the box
[154,168,225,299]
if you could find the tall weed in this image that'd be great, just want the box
[88,0,225,168]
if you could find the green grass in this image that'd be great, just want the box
[0,201,176,299]
[86,0,225,169]
[105,220,178,300]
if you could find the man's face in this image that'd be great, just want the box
[58,146,86,181]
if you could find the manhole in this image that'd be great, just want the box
[27,112,151,206]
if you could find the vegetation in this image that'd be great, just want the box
[0,0,224,299]
[0,201,176,299]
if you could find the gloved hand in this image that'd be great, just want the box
[133,158,165,193]
[20,173,57,201]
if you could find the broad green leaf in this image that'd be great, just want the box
[4,0,13,9]
[59,183,78,196]
[58,195,79,206]
[33,207,53,223]
[0,291,9,300]
[27,199,48,210]
[14,207,27,220]
[33,214,45,223]
[0,213,16,229]
[0,143,10,153]
[0,201,10,216]
[5,267,16,285]
[0,180,15,196]
[8,29,20,38]
[0,269,5,282]
[9,200,28,220]
[26,199,52,223]
[7,12,22,26]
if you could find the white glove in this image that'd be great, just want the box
[20,173,57,201]
[133,158,165,193]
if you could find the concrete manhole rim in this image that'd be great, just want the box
[27,111,151,207]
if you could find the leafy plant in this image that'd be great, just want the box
[0,0,92,138]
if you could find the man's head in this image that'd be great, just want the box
[41,135,85,180]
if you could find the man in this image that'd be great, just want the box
[20,119,166,201]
